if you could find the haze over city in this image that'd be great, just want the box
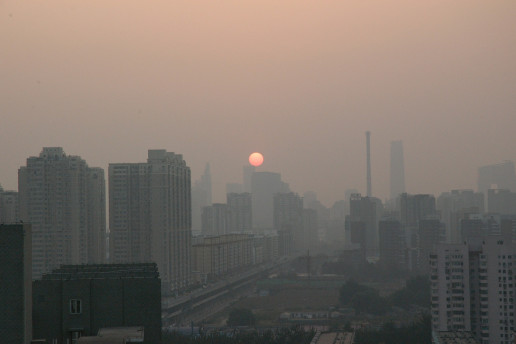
[2,0,515,205]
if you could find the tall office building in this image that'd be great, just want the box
[350,193,380,255]
[252,171,289,230]
[488,189,516,215]
[399,193,436,247]
[243,165,255,193]
[378,219,406,271]
[478,161,516,195]
[0,185,19,223]
[109,149,191,292]
[437,190,484,243]
[0,224,32,344]
[431,236,516,344]
[226,183,243,194]
[390,140,405,200]
[227,192,252,233]
[201,203,228,236]
[191,163,212,233]
[274,192,303,251]
[18,147,106,278]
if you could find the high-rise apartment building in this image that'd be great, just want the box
[431,236,516,344]
[227,192,252,233]
[109,149,191,292]
[0,224,32,344]
[18,147,106,278]
[390,140,405,201]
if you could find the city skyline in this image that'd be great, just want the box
[1,1,516,206]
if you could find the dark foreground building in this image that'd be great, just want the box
[32,263,161,344]
[0,224,32,344]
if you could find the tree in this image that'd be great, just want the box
[227,308,256,326]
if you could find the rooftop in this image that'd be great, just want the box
[41,263,159,280]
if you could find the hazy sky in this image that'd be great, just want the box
[1,1,515,206]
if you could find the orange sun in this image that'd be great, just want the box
[249,152,264,167]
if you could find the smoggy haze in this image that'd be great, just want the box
[1,1,515,206]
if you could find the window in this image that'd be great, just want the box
[70,299,82,314]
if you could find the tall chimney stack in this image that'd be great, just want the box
[366,131,372,197]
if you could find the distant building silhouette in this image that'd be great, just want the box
[251,171,289,230]
[437,190,484,243]
[478,160,516,195]
[349,193,382,256]
[399,193,436,247]
[226,183,243,194]
[0,224,32,344]
[18,147,106,279]
[201,203,228,236]
[0,185,19,223]
[243,165,255,193]
[192,163,212,233]
[109,149,191,293]
[227,192,252,233]
[378,219,406,271]
[390,140,405,200]
[274,192,304,252]
[487,189,516,215]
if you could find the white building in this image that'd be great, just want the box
[18,147,106,279]
[109,149,191,293]
[431,235,516,344]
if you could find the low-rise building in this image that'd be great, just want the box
[32,263,161,344]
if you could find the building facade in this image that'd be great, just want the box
[378,219,406,271]
[0,224,32,344]
[109,149,191,292]
[32,263,161,344]
[192,234,253,280]
[273,192,304,252]
[0,185,19,223]
[227,192,252,233]
[18,147,106,278]
[252,171,289,230]
[201,203,228,236]
[431,236,516,344]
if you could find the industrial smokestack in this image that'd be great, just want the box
[366,131,372,197]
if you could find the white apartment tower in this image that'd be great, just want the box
[431,236,516,344]
[109,149,191,292]
[18,147,106,279]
